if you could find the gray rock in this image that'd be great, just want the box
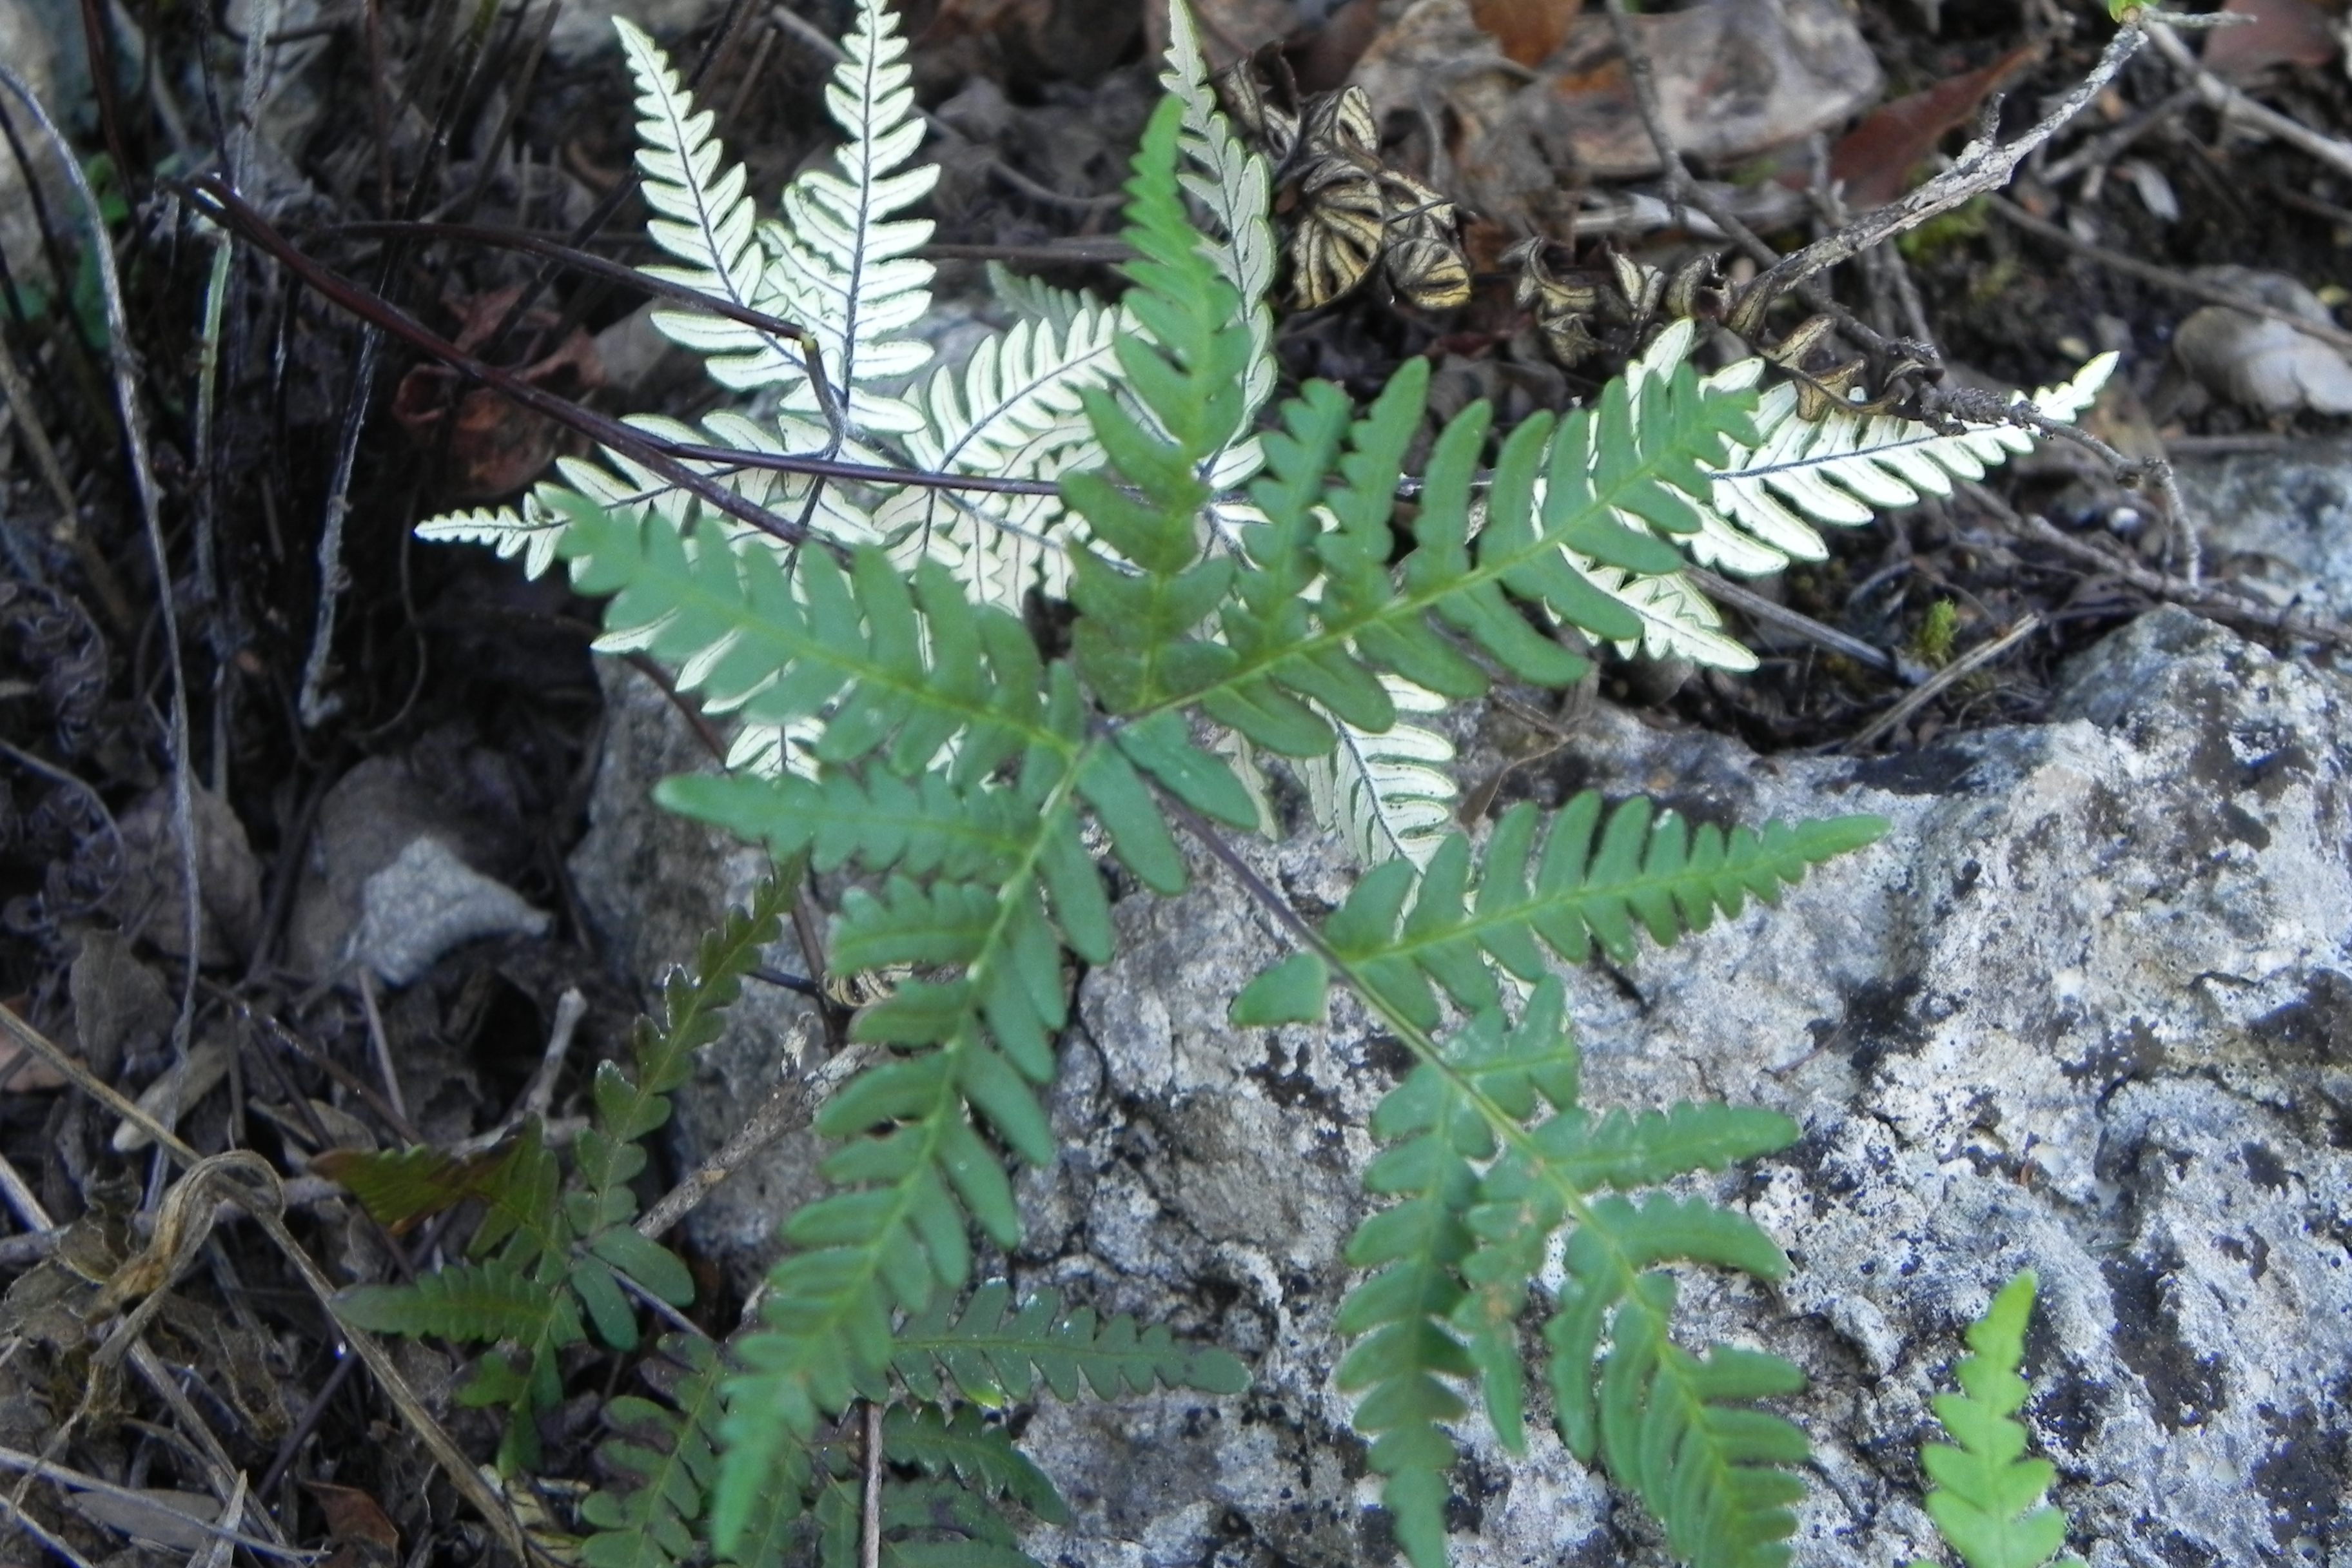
[571,607,2352,1565]
[0,0,64,286]
[289,750,548,985]
[347,837,549,987]
[2175,440,2352,624]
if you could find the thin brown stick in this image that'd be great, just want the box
[1732,20,2151,335]
[0,1006,531,1562]
[1985,196,2352,355]
[1966,481,2352,649]
[0,66,202,1066]
[636,1037,876,1242]
[355,970,410,1126]
[452,987,587,1157]
[0,1445,309,1559]
[2143,19,2352,182]
[1838,613,2043,754]
[1686,567,1924,683]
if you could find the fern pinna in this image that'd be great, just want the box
[1910,1272,2088,1568]
[577,1287,1243,1568]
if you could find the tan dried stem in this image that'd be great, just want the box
[0,1005,531,1562]
[1730,19,2152,336]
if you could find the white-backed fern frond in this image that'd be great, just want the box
[1299,678,1459,867]
[1578,560,1759,671]
[876,299,1127,607]
[416,504,566,580]
[618,20,784,375]
[1700,352,2118,573]
[756,0,936,434]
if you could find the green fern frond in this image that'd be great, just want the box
[1245,794,1885,1030]
[338,1259,553,1343]
[879,1280,1250,1406]
[1333,978,1805,1568]
[1549,1219,1808,1568]
[810,1468,1044,1568]
[1180,340,1754,764]
[885,1404,1068,1524]
[578,872,796,1226]
[1159,0,1277,485]
[705,776,1108,1547]
[327,879,789,1467]
[1910,1271,2087,1568]
[580,1334,808,1568]
[1064,95,1253,716]
[1336,992,1569,1568]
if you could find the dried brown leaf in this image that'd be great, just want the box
[2203,0,2340,79]
[1468,0,1583,66]
[1827,44,2040,208]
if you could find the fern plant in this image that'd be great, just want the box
[409,5,2127,1564]
[420,0,2102,864]
[327,874,792,1469]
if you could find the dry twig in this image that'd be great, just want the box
[1965,481,2352,649]
[0,1006,531,1562]
[1732,19,2153,333]
[1838,614,2045,753]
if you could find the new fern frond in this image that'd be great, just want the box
[1910,1272,2088,1568]
[335,874,792,1468]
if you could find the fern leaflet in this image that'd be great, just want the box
[1909,1271,2087,1568]
[1696,353,2117,575]
[876,1280,1250,1406]
[581,1333,805,1568]
[1237,794,1884,1030]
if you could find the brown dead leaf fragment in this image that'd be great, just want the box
[1533,0,1885,178]
[1827,44,2041,208]
[391,286,605,500]
[305,1481,402,1568]
[1469,0,1583,66]
[102,785,263,965]
[2202,0,2340,79]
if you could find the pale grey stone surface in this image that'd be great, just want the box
[2175,440,2352,624]
[348,837,549,986]
[572,607,2352,1567]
